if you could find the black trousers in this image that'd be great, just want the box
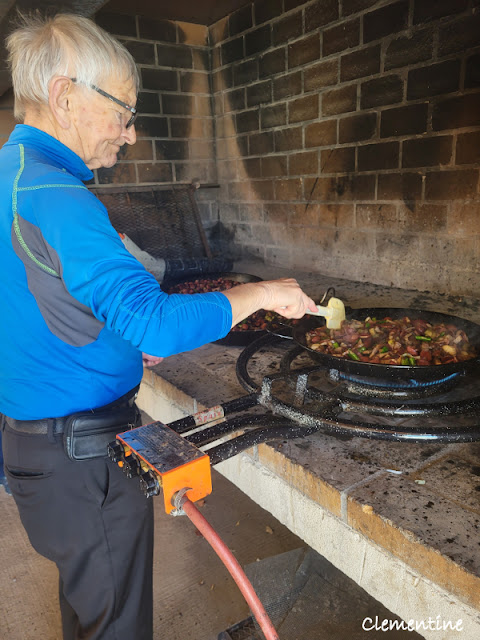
[1,418,154,640]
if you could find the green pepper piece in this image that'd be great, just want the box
[380,346,389,353]
[415,335,432,342]
[332,341,340,349]
[348,350,360,361]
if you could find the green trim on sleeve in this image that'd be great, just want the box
[13,211,60,277]
[12,143,87,279]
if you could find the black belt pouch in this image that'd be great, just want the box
[63,404,139,461]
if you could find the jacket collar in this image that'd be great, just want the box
[6,124,94,182]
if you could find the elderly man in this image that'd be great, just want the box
[0,12,315,640]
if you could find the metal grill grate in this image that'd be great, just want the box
[90,185,212,259]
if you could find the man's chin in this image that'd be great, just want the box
[102,154,118,169]
[86,152,118,170]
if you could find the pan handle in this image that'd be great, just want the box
[266,321,294,339]
[319,287,336,304]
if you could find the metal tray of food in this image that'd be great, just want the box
[162,272,265,346]
[292,307,480,382]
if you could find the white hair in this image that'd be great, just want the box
[6,12,139,120]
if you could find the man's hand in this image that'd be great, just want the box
[142,353,164,367]
[257,278,318,318]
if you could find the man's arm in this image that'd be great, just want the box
[223,278,317,329]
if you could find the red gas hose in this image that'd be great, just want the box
[179,496,280,640]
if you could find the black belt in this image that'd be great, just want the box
[6,415,67,436]
[5,386,139,436]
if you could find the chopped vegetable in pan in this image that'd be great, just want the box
[305,316,477,366]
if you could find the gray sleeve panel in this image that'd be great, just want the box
[11,214,104,347]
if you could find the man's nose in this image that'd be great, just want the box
[123,124,136,145]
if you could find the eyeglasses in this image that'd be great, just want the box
[70,78,137,129]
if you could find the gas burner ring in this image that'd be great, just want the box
[233,333,480,444]
[328,369,461,398]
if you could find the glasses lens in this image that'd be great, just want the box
[126,111,138,129]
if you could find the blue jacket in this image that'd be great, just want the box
[0,125,232,419]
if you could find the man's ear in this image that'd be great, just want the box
[48,77,74,129]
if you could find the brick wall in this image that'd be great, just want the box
[0,90,16,143]
[94,11,220,234]
[210,0,480,297]
[94,13,215,189]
